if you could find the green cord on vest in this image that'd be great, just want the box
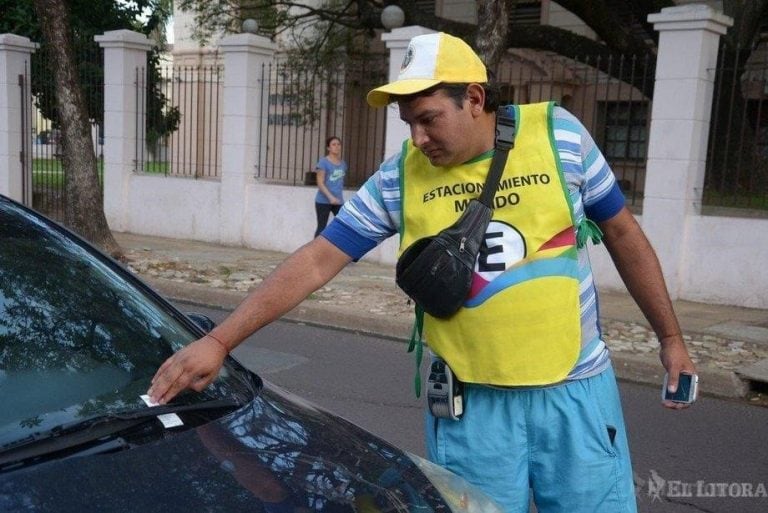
[576,218,604,248]
[407,305,425,398]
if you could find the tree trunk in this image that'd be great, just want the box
[475,0,510,71]
[32,0,122,258]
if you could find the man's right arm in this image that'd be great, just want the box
[148,153,402,404]
[147,236,352,404]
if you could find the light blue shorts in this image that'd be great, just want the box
[425,364,637,513]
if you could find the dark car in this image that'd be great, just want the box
[0,195,502,513]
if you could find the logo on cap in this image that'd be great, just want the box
[401,44,414,73]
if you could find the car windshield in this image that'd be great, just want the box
[0,199,246,448]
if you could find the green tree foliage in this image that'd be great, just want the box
[176,0,280,45]
[176,0,671,93]
[0,0,178,142]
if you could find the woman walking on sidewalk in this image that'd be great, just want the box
[313,136,347,238]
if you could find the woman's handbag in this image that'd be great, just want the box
[395,109,516,318]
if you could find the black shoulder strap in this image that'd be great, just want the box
[478,107,516,208]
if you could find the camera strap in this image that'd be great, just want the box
[479,107,516,206]
[408,107,517,397]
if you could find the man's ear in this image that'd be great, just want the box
[465,83,486,116]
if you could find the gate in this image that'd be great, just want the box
[29,41,104,220]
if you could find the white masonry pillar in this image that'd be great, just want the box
[643,5,733,297]
[95,30,153,231]
[380,26,435,158]
[217,33,276,245]
[0,34,37,203]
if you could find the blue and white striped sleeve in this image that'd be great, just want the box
[320,152,402,259]
[553,106,625,223]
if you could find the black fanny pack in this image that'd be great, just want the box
[395,109,516,318]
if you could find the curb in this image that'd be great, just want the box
[144,276,750,401]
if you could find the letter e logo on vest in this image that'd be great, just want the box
[476,221,526,281]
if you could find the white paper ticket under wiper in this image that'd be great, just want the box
[140,395,184,428]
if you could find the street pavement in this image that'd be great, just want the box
[114,231,768,402]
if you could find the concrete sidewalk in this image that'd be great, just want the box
[115,232,768,402]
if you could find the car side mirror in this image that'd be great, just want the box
[186,312,216,333]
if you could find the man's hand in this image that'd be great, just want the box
[659,335,697,410]
[147,336,228,404]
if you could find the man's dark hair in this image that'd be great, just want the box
[393,81,500,113]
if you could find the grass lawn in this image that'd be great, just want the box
[32,158,104,187]
[702,189,768,211]
[138,161,170,174]
[31,158,171,187]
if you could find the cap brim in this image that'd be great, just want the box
[366,79,442,108]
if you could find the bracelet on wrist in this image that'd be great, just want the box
[206,333,229,354]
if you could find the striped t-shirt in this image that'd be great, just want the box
[323,105,625,381]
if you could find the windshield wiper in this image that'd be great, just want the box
[0,396,244,470]
[115,396,243,420]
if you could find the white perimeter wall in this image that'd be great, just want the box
[123,177,400,265]
[587,214,768,309]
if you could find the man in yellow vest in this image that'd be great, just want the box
[149,32,696,513]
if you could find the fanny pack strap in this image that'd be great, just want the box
[408,305,425,397]
[407,107,517,397]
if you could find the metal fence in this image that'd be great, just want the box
[26,38,768,218]
[705,41,768,211]
[257,57,388,188]
[495,51,655,210]
[135,63,223,179]
[29,42,104,220]
[124,48,657,203]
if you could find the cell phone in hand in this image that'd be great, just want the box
[662,372,699,404]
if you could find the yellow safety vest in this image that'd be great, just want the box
[399,102,581,386]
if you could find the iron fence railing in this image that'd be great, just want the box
[29,41,104,220]
[495,51,654,210]
[257,57,388,188]
[28,38,768,216]
[129,50,653,201]
[135,63,223,179]
[705,41,768,212]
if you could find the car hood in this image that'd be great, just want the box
[0,382,451,512]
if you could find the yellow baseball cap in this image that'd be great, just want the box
[366,32,488,108]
